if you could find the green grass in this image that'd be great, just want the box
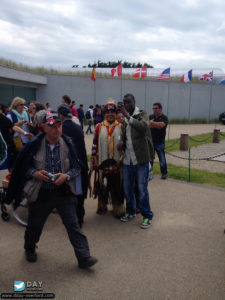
[153,162,225,189]
[87,152,225,188]
[165,132,225,152]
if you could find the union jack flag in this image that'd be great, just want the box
[157,68,170,80]
[200,71,213,81]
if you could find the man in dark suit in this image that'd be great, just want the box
[58,104,89,227]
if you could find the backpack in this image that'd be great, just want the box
[85,110,91,119]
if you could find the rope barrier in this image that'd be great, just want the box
[189,134,212,143]
[165,151,225,161]
[165,138,180,149]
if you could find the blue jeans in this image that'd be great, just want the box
[122,163,153,219]
[154,142,167,175]
[86,120,93,133]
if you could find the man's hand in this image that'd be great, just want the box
[54,173,68,185]
[149,120,166,129]
[16,120,26,126]
[118,104,130,119]
[33,170,49,182]
[149,120,154,128]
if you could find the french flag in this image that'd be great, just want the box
[219,77,225,85]
[180,69,192,82]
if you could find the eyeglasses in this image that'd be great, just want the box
[18,104,25,106]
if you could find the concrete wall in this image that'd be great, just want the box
[0,65,47,86]
[36,74,225,120]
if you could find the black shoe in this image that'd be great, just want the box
[25,248,37,263]
[161,174,167,180]
[78,256,98,269]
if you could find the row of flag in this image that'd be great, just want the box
[91,65,225,84]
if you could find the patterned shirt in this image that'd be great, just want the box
[27,139,78,191]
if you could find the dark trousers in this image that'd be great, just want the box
[24,189,90,260]
[76,195,85,227]
[86,120,93,134]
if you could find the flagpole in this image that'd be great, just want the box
[120,64,123,101]
[166,67,171,140]
[208,69,213,121]
[188,82,192,120]
[94,80,96,106]
[167,80,171,141]
[144,79,147,111]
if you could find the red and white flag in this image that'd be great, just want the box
[132,66,147,78]
[111,64,122,77]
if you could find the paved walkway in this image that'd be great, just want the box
[0,177,225,299]
[1,124,225,299]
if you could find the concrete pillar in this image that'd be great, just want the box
[213,129,220,143]
[180,134,189,151]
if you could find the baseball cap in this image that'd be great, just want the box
[42,111,61,126]
[104,99,117,113]
[57,104,72,118]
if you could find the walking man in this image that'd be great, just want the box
[149,102,168,179]
[119,93,154,229]
[85,105,94,134]
[6,111,97,269]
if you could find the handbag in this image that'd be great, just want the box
[13,135,23,152]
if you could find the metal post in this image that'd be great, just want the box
[120,76,123,101]
[93,80,96,106]
[144,80,147,112]
[208,70,213,121]
[188,82,192,120]
[188,147,191,182]
[167,124,170,141]
[166,81,170,118]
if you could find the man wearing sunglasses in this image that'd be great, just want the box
[149,102,168,180]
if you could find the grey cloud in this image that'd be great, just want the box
[0,0,225,71]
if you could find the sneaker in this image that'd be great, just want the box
[140,218,151,229]
[161,174,167,180]
[78,256,98,269]
[25,248,37,263]
[120,213,136,222]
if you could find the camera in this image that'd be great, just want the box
[46,172,57,182]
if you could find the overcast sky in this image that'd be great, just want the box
[1,0,225,72]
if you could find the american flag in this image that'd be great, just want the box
[200,71,213,81]
[157,68,170,80]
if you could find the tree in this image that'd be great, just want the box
[87,60,153,68]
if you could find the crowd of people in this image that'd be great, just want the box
[0,93,168,269]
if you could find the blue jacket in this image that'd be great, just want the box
[62,119,88,198]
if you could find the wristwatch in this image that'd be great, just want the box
[66,174,70,181]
